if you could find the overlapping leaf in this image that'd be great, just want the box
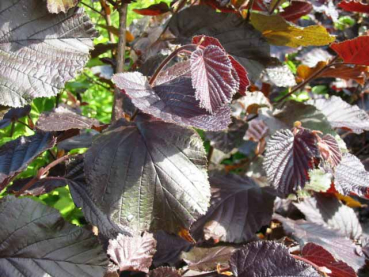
[274,214,365,271]
[263,128,320,197]
[0,0,98,107]
[132,2,170,16]
[191,173,275,243]
[0,132,55,190]
[301,243,356,277]
[308,96,369,134]
[107,233,156,273]
[280,0,313,21]
[250,13,335,48]
[84,116,210,234]
[112,64,231,131]
[0,196,108,277]
[331,36,369,65]
[294,195,362,240]
[47,0,79,13]
[0,105,31,129]
[229,241,319,277]
[318,134,342,168]
[36,106,100,131]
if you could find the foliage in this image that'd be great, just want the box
[2,0,369,276]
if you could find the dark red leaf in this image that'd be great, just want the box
[280,1,313,22]
[302,243,356,277]
[331,36,369,66]
[338,0,369,13]
[132,2,170,16]
[190,45,239,113]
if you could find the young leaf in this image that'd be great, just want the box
[47,0,78,13]
[229,241,319,277]
[181,246,236,271]
[36,106,100,131]
[294,194,362,240]
[191,174,275,243]
[318,134,342,168]
[112,66,231,131]
[331,36,369,66]
[190,45,239,113]
[0,105,31,129]
[0,0,98,107]
[274,214,365,271]
[0,196,108,276]
[280,0,313,22]
[261,64,297,87]
[0,132,56,190]
[107,233,156,273]
[263,128,320,197]
[250,13,335,48]
[132,2,170,16]
[84,116,210,234]
[301,243,356,277]
[334,153,369,196]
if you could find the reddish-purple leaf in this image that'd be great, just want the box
[280,1,313,22]
[331,36,369,66]
[112,65,231,131]
[318,134,342,168]
[190,45,239,113]
[229,241,319,277]
[334,153,369,196]
[149,267,181,277]
[263,128,320,197]
[132,2,170,16]
[308,96,369,134]
[0,105,31,129]
[338,0,369,14]
[302,243,356,277]
[107,233,157,273]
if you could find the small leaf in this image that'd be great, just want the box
[0,105,31,129]
[301,243,356,277]
[229,241,319,277]
[36,106,100,131]
[191,173,275,243]
[331,36,369,66]
[84,116,210,234]
[250,13,335,48]
[304,169,332,193]
[232,92,272,117]
[338,0,369,13]
[190,45,238,113]
[0,196,108,276]
[261,64,297,87]
[0,1,98,107]
[280,0,313,21]
[318,134,342,168]
[181,246,236,271]
[0,132,56,191]
[334,153,369,196]
[107,233,157,273]
[47,0,79,13]
[132,2,170,16]
[263,128,320,197]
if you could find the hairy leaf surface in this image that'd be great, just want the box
[0,132,55,190]
[263,129,319,196]
[191,174,275,243]
[84,116,211,234]
[0,0,98,107]
[229,241,319,277]
[0,196,108,277]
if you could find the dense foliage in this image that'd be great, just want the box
[2,0,369,276]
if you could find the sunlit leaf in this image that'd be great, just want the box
[318,134,342,168]
[280,0,313,21]
[331,36,369,66]
[133,2,170,16]
[47,0,78,13]
[338,0,369,14]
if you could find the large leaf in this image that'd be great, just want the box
[250,13,335,47]
[0,0,98,107]
[308,96,369,134]
[107,233,156,273]
[112,65,231,131]
[263,128,320,197]
[331,36,369,66]
[47,0,79,13]
[0,196,108,277]
[301,243,356,277]
[84,116,211,234]
[36,106,100,131]
[229,241,319,277]
[334,153,369,196]
[0,132,56,190]
[169,5,276,81]
[274,214,365,271]
[294,194,362,240]
[191,173,275,243]
[190,45,238,113]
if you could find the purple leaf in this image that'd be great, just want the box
[149,267,181,277]
[318,134,342,168]
[0,105,31,129]
[190,45,238,113]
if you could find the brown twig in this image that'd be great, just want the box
[111,3,129,122]
[80,1,104,16]
[99,0,115,43]
[16,119,33,131]
[15,154,73,197]
[269,0,283,14]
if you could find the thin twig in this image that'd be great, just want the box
[16,119,33,131]
[269,0,283,14]
[207,145,214,165]
[111,3,128,122]
[275,56,339,105]
[245,0,255,22]
[99,0,115,43]
[9,121,15,137]
[80,1,104,16]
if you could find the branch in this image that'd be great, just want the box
[99,0,115,43]
[111,3,128,122]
